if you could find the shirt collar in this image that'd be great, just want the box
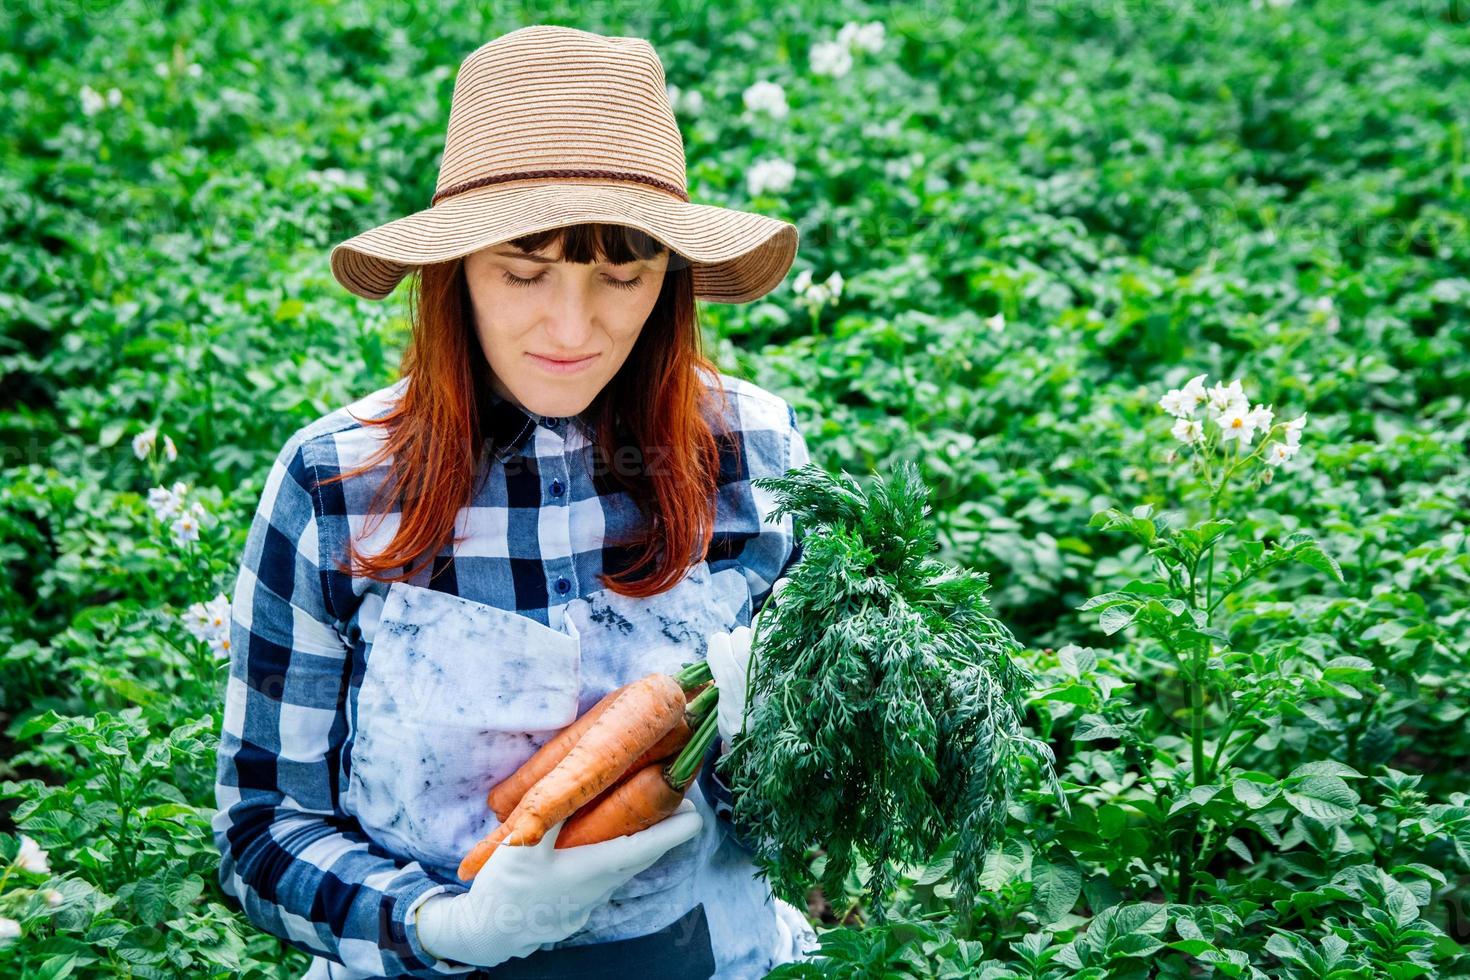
[479,384,599,456]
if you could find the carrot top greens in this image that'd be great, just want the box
[718,461,1066,921]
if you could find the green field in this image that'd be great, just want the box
[2,0,1468,976]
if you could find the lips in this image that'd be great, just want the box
[532,354,595,364]
[527,351,599,375]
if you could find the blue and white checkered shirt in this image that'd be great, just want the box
[212,370,808,977]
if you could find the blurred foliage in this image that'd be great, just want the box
[0,0,1466,975]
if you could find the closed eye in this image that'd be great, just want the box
[501,271,644,291]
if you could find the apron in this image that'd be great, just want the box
[308,560,816,979]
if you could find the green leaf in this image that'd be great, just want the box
[1099,606,1137,635]
[1073,715,1127,741]
[1282,534,1345,584]
[979,838,1030,890]
[1224,835,1253,863]
[1285,775,1359,821]
[1057,645,1096,679]
[1233,778,1278,810]
[1288,761,1364,780]
[1030,851,1083,924]
[1038,685,1094,707]
[1321,657,1375,685]
[33,954,80,980]
[274,298,306,321]
[98,421,129,449]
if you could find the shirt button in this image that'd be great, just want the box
[550,479,565,497]
[555,577,570,595]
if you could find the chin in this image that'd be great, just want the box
[520,390,594,419]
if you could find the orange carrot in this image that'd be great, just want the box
[574,682,714,808]
[457,818,514,880]
[557,703,719,848]
[457,672,686,879]
[487,683,631,819]
[567,721,693,822]
[488,675,711,819]
[554,758,701,848]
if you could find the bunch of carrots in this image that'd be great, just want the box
[457,660,719,880]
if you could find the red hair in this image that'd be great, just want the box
[316,222,733,599]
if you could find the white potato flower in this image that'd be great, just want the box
[1206,379,1247,418]
[0,917,19,943]
[147,481,190,521]
[747,158,796,197]
[742,80,789,119]
[172,503,205,544]
[132,426,158,460]
[1171,417,1205,445]
[80,84,106,116]
[1158,373,1209,418]
[793,271,844,315]
[1216,402,1258,445]
[665,83,704,117]
[985,313,1006,333]
[810,40,853,78]
[163,433,178,462]
[1264,441,1299,467]
[17,834,50,875]
[184,593,232,644]
[838,21,887,54]
[1282,413,1308,446]
[42,889,64,908]
[1245,403,1274,433]
[796,284,832,313]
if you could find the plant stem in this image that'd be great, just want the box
[667,704,720,789]
[676,660,712,690]
[685,684,718,722]
[1207,690,1268,780]
[1190,650,1206,786]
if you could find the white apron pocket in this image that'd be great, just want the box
[346,581,582,876]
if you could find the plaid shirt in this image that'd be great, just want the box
[212,370,808,977]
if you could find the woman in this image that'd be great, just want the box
[212,24,818,980]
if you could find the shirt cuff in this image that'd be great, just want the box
[394,878,475,975]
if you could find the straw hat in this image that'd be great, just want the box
[330,25,799,304]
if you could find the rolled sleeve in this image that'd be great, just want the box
[212,433,472,978]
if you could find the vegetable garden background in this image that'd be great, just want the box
[3,0,1468,975]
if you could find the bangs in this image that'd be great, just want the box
[507,222,674,266]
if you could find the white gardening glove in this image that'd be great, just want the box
[414,799,702,968]
[706,577,790,753]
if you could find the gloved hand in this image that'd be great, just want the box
[706,577,790,752]
[414,799,703,968]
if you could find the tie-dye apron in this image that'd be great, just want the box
[303,560,816,979]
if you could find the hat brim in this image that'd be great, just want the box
[329,181,798,304]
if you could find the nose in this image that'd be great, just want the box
[540,279,598,351]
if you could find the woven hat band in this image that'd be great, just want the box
[430,168,691,207]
